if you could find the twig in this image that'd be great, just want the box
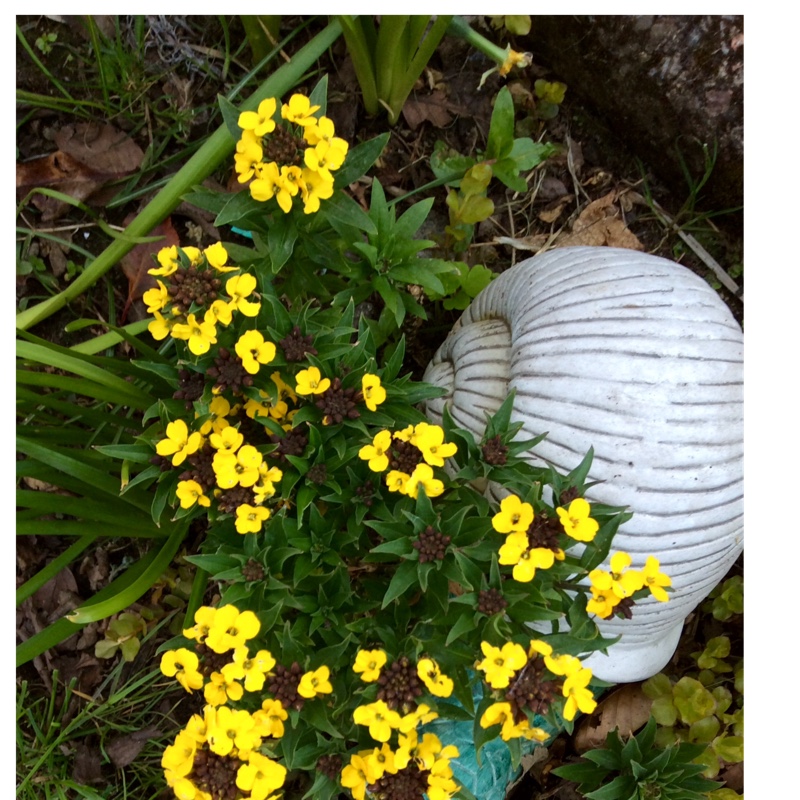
[648,198,743,301]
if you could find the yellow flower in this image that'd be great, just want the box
[295,365,330,395]
[364,742,400,784]
[213,444,263,489]
[149,245,180,277]
[161,730,197,777]
[253,698,288,739]
[250,159,280,202]
[303,115,349,155]
[353,700,403,742]
[281,93,321,127]
[386,469,411,494]
[544,653,581,677]
[304,139,346,179]
[511,546,556,583]
[176,479,211,509]
[479,701,549,742]
[238,97,278,137]
[353,648,387,682]
[405,462,444,499]
[206,706,260,756]
[160,648,204,693]
[209,425,244,454]
[562,667,597,720]
[556,497,599,542]
[398,703,438,733]
[205,604,260,654]
[358,429,392,472]
[275,164,305,213]
[492,494,534,534]
[147,309,172,340]
[236,751,287,800]
[235,503,271,534]
[589,551,644,599]
[226,273,261,317]
[413,423,457,467]
[235,330,277,375]
[476,640,527,688]
[171,313,217,356]
[641,555,671,602]
[341,754,371,800]
[203,670,243,706]
[499,47,532,77]
[143,279,170,313]
[156,419,203,466]
[300,166,334,214]
[297,665,333,698]
[586,585,621,618]
[417,658,454,698]
[205,299,233,326]
[222,645,275,693]
[204,242,237,273]
[183,605,216,644]
[361,373,387,411]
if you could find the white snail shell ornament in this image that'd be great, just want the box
[423,246,743,682]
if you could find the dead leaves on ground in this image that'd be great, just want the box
[574,683,653,752]
[16,122,144,221]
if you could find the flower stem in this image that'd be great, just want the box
[447,15,509,65]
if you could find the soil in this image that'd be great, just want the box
[17,15,744,800]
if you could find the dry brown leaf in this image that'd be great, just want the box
[106,726,162,768]
[557,189,644,251]
[574,683,652,753]
[54,122,145,177]
[538,195,574,224]
[18,123,144,221]
[402,90,454,130]
[119,217,181,323]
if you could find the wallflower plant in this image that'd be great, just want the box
[128,233,673,800]
[97,81,677,800]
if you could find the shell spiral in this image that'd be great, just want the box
[423,247,743,682]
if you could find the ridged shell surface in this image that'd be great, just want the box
[423,247,743,682]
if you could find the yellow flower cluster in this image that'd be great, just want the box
[357,421,456,499]
[491,494,565,582]
[157,386,287,533]
[144,244,261,356]
[235,93,349,214]
[587,552,672,618]
[477,638,597,728]
[160,604,334,800]
[342,725,459,800]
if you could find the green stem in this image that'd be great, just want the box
[338,15,380,117]
[447,15,509,65]
[16,19,342,332]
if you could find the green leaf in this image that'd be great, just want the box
[334,132,390,188]
[486,86,514,161]
[445,611,477,646]
[320,191,378,236]
[711,735,743,763]
[381,560,418,608]
[308,74,328,116]
[214,190,261,227]
[268,213,298,273]
[457,194,494,225]
[218,93,244,140]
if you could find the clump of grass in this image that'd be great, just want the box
[17,616,186,800]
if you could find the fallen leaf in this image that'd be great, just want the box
[17,123,144,221]
[54,122,145,177]
[402,90,454,130]
[106,726,162,768]
[557,189,644,251]
[574,683,652,752]
[494,233,552,252]
[538,195,574,223]
[72,741,104,784]
[119,216,180,323]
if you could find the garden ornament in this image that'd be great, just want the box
[423,246,744,682]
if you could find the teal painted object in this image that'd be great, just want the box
[421,680,560,800]
[231,226,254,239]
